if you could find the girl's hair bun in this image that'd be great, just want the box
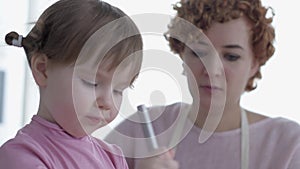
[5,31,23,47]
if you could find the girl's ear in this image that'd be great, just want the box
[30,54,49,87]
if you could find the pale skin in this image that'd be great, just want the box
[30,52,134,138]
[184,16,267,132]
[137,16,267,169]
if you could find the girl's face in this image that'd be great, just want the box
[182,16,258,110]
[41,60,134,137]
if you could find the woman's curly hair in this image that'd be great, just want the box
[165,0,275,91]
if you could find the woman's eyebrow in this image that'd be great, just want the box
[223,44,244,50]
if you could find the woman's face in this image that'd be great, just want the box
[182,16,258,110]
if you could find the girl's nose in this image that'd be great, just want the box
[96,88,113,110]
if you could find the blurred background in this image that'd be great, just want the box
[0,0,299,145]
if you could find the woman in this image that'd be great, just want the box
[106,0,300,168]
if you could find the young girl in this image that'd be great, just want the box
[0,0,143,168]
[105,0,300,168]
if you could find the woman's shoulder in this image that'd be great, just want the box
[249,113,300,142]
[268,117,300,135]
[248,111,300,130]
[252,115,300,131]
[249,115,300,164]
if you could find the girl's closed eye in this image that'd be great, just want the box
[113,88,124,95]
[224,53,241,61]
[113,84,129,96]
[81,79,98,87]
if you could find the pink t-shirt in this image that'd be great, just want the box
[105,102,300,169]
[0,115,128,169]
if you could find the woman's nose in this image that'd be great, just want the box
[202,53,223,77]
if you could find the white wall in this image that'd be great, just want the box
[241,0,300,121]
[0,0,54,145]
[0,0,29,145]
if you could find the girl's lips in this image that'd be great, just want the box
[86,111,114,124]
[86,116,104,124]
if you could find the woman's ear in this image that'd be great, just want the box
[30,54,49,87]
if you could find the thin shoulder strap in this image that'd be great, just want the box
[241,108,249,169]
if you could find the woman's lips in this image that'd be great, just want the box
[200,85,223,93]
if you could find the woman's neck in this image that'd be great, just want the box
[190,103,242,132]
[190,103,269,132]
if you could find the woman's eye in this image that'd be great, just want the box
[81,79,97,87]
[224,53,240,61]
